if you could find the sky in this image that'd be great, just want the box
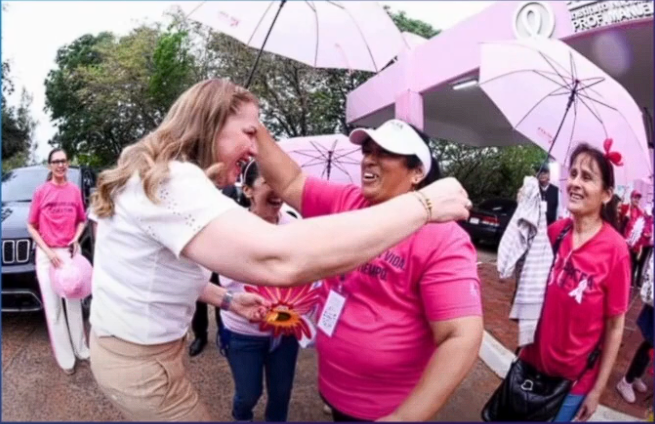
[1,1,494,162]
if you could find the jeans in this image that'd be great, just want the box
[222,329,299,422]
[554,394,585,422]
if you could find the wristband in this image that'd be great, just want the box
[412,191,432,223]
[220,291,234,311]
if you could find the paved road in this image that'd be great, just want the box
[475,244,498,264]
[2,310,500,422]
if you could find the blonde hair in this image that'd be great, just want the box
[93,79,257,218]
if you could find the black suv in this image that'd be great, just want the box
[1,165,96,313]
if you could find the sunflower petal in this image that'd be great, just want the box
[286,285,311,305]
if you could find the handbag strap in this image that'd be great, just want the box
[538,223,572,321]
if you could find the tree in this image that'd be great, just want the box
[386,7,441,38]
[170,6,441,139]
[44,32,114,166]
[44,7,442,165]
[2,62,37,171]
[436,142,547,203]
[44,26,196,168]
[43,7,545,202]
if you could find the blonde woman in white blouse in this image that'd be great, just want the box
[88,78,473,421]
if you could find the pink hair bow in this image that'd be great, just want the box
[603,138,623,167]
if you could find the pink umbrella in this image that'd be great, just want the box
[479,38,652,186]
[402,31,428,52]
[277,134,362,186]
[184,1,405,87]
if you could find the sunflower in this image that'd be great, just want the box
[245,284,320,340]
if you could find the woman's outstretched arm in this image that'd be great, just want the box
[182,177,470,287]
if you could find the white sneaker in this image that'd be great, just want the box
[633,377,648,393]
[77,349,91,361]
[616,377,636,403]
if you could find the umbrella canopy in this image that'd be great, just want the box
[402,31,428,52]
[277,134,362,186]
[479,37,652,185]
[185,1,405,73]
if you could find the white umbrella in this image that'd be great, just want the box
[277,134,362,185]
[479,38,652,185]
[401,31,428,52]
[185,1,405,86]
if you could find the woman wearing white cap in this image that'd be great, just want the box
[254,119,484,422]
[87,80,474,421]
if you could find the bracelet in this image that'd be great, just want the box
[220,291,234,311]
[412,191,432,223]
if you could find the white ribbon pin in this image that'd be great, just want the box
[568,278,588,304]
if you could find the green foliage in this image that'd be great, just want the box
[149,29,195,111]
[43,26,195,168]
[44,32,115,164]
[437,142,547,203]
[2,62,37,170]
[385,7,441,39]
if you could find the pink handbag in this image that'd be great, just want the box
[49,253,93,299]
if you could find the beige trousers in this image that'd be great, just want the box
[90,331,211,421]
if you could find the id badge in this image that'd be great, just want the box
[317,290,346,337]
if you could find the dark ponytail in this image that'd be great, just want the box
[606,194,623,232]
[46,148,66,181]
[602,199,619,232]
[238,160,261,208]
[406,124,441,189]
[569,143,617,227]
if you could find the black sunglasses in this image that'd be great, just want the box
[50,159,68,165]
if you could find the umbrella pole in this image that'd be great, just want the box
[643,106,654,149]
[326,151,333,180]
[244,0,287,89]
[537,80,579,175]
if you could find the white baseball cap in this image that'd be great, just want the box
[349,119,432,177]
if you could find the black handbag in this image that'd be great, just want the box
[481,226,601,422]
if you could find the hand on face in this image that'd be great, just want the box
[254,122,275,147]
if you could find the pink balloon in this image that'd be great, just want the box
[49,253,93,299]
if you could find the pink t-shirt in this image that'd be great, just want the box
[28,181,86,248]
[520,218,630,395]
[302,177,482,420]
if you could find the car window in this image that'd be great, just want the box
[1,168,81,203]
